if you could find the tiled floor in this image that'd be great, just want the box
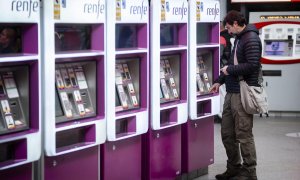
[195,116,300,180]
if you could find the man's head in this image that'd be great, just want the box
[223,10,247,35]
[0,28,16,48]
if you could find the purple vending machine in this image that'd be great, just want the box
[182,0,220,179]
[103,0,149,180]
[146,0,188,179]
[0,1,41,179]
[42,1,106,180]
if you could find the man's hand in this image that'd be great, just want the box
[220,65,229,75]
[209,83,221,93]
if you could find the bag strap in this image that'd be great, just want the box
[233,40,243,81]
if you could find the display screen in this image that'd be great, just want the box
[55,24,91,52]
[196,23,212,44]
[115,24,137,48]
[0,26,22,54]
[264,41,292,56]
[160,24,178,46]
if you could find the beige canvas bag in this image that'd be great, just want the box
[234,40,268,114]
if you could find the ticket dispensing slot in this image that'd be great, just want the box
[160,107,178,127]
[0,139,27,167]
[55,61,96,124]
[115,116,136,138]
[160,55,180,104]
[197,99,211,117]
[196,51,213,96]
[115,59,140,112]
[0,66,29,135]
[55,124,95,153]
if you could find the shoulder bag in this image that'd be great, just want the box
[234,40,268,114]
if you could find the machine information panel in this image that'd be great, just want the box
[115,61,139,112]
[55,62,96,123]
[196,55,212,95]
[160,55,180,103]
[0,71,28,135]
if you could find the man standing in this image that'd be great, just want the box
[210,10,262,180]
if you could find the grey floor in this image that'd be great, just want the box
[195,116,300,180]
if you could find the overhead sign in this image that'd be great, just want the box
[232,0,300,3]
[55,0,105,23]
[161,0,188,23]
[116,0,148,23]
[197,0,220,22]
[260,15,300,20]
[0,0,40,22]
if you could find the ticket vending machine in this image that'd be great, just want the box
[182,1,220,179]
[250,12,300,113]
[145,0,188,179]
[103,0,149,180]
[42,1,106,179]
[0,0,41,179]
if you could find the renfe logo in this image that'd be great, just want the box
[84,0,105,19]
[11,0,39,18]
[172,2,187,20]
[206,3,219,20]
[130,0,148,20]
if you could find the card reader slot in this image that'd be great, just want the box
[262,70,281,76]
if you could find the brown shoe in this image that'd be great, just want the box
[215,169,240,180]
[229,168,257,180]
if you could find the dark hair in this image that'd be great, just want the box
[223,10,247,27]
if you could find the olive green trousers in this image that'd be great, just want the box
[221,93,257,176]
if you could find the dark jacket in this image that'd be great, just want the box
[216,24,262,93]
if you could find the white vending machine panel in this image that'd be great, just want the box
[43,0,106,156]
[188,0,220,120]
[106,0,149,141]
[0,0,41,170]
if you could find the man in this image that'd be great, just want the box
[210,10,262,180]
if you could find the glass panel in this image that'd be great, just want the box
[55,24,91,52]
[115,24,137,49]
[196,23,211,44]
[0,26,22,54]
[160,24,178,46]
